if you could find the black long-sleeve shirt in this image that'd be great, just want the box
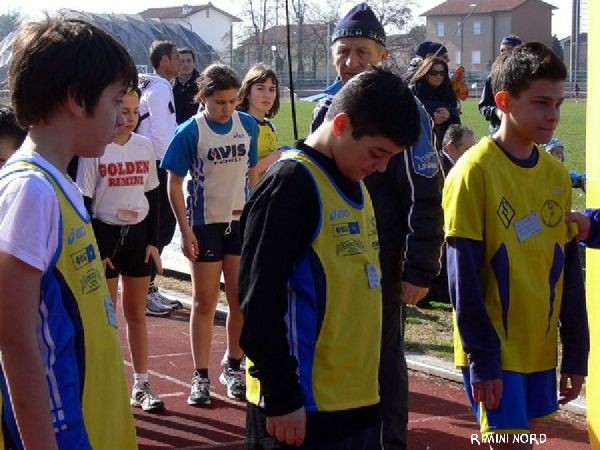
[239,143,380,436]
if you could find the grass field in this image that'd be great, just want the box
[272,98,588,210]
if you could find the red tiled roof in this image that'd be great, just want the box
[422,0,555,16]
[139,3,240,22]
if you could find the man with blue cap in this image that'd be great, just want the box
[312,4,444,450]
[479,35,522,133]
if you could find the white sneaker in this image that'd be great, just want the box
[149,284,182,310]
[145,291,171,317]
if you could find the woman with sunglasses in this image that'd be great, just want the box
[410,56,461,150]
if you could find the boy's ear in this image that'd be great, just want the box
[65,88,87,118]
[494,91,510,113]
[331,113,351,137]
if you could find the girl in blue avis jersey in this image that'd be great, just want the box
[237,63,282,177]
[77,86,165,413]
[161,63,259,406]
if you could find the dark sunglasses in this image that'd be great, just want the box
[427,69,446,77]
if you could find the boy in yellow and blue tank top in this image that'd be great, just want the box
[0,19,138,449]
[443,42,589,444]
[239,67,421,449]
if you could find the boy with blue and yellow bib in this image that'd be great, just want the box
[443,42,589,446]
[0,18,138,449]
[239,67,420,449]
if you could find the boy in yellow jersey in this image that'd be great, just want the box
[239,67,420,449]
[0,18,138,449]
[443,42,589,448]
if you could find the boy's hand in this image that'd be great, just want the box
[102,257,115,271]
[472,379,503,410]
[181,227,199,262]
[145,245,163,275]
[266,406,306,446]
[558,374,584,405]
[564,212,591,241]
[401,281,429,305]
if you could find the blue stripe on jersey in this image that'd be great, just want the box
[286,248,326,412]
[547,243,564,335]
[40,270,90,448]
[161,119,200,177]
[0,370,22,449]
[490,243,510,339]
[187,156,205,227]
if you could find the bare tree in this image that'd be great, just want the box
[364,0,414,34]
[239,0,275,63]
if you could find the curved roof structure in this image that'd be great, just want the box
[0,9,220,91]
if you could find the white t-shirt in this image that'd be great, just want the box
[0,143,87,272]
[137,73,177,161]
[76,133,159,225]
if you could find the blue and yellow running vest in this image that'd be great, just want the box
[0,160,137,450]
[247,150,382,412]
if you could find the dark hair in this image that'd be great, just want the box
[9,18,137,128]
[442,124,473,149]
[195,64,240,102]
[149,40,177,70]
[178,47,195,62]
[237,63,280,118]
[491,42,566,98]
[0,105,27,147]
[326,66,420,148]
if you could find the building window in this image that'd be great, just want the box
[436,22,444,37]
[472,50,481,65]
[457,21,461,36]
[473,21,481,35]
[456,51,462,65]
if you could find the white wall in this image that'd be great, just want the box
[163,8,232,58]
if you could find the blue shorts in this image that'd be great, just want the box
[192,221,241,262]
[462,368,558,435]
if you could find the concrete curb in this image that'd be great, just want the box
[160,288,587,417]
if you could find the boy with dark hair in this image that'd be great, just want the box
[0,18,138,449]
[240,66,420,449]
[443,42,589,447]
[0,105,27,168]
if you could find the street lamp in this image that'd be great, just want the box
[458,3,478,67]
[271,45,277,70]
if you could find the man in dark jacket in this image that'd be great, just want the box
[172,47,200,124]
[478,35,521,133]
[311,4,444,449]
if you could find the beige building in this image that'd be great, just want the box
[139,3,241,63]
[422,0,555,74]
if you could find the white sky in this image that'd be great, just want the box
[1,0,572,39]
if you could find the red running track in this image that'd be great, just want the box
[119,309,590,449]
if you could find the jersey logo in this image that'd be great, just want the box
[497,196,515,229]
[412,150,440,177]
[207,144,247,161]
[139,76,151,90]
[71,244,97,270]
[540,200,562,227]
[329,208,350,221]
[332,221,360,237]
